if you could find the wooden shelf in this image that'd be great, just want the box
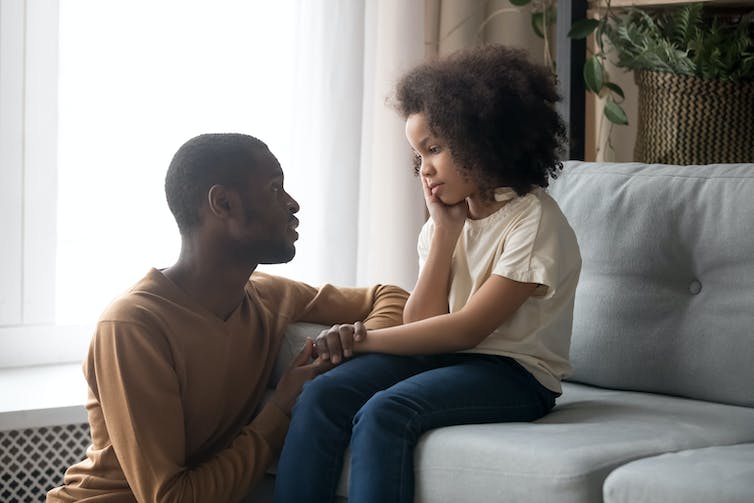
[592,0,753,7]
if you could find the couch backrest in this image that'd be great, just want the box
[549,162,754,407]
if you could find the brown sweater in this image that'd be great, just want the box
[47,268,407,503]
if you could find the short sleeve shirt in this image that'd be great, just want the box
[417,187,581,393]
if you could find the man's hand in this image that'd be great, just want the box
[269,339,331,415]
[314,322,366,365]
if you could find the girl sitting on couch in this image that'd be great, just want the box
[274,44,582,503]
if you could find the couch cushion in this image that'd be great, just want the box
[603,443,754,503]
[549,162,754,407]
[393,382,754,503]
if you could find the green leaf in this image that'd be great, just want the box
[583,56,604,94]
[604,99,629,125]
[509,0,531,6]
[568,19,600,39]
[604,82,625,100]
[531,12,545,38]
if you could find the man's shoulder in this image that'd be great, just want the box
[97,269,173,326]
[248,271,308,293]
[248,271,318,317]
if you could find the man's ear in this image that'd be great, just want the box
[207,184,233,219]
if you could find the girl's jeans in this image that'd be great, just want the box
[273,353,557,503]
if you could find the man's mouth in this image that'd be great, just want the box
[288,217,299,239]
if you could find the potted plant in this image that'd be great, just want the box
[507,1,754,164]
[589,3,754,163]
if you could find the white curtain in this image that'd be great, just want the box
[3,0,544,366]
[267,0,427,291]
[267,0,547,291]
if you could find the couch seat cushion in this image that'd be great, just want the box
[361,382,754,503]
[603,443,754,503]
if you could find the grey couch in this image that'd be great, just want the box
[267,161,754,503]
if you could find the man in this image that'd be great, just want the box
[47,133,408,502]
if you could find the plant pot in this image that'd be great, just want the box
[634,70,754,165]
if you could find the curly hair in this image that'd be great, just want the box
[165,133,268,235]
[394,45,566,197]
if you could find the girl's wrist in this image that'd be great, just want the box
[431,226,462,248]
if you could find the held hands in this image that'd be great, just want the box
[314,322,366,365]
[270,324,367,414]
[269,338,332,415]
[422,176,467,235]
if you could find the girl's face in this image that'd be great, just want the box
[405,112,478,205]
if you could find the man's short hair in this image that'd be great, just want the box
[165,133,268,235]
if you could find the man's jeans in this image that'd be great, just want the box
[274,353,556,503]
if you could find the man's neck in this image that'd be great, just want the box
[164,249,257,321]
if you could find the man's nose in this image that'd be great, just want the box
[286,192,300,213]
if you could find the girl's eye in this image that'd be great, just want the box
[428,146,441,154]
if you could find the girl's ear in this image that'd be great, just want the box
[207,184,233,219]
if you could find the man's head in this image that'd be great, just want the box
[165,133,300,264]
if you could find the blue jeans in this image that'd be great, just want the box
[273,353,556,503]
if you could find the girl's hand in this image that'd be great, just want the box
[422,176,467,234]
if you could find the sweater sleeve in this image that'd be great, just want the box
[251,272,409,330]
[297,283,408,329]
[88,320,288,503]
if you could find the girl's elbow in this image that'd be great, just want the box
[454,319,496,350]
[453,330,489,351]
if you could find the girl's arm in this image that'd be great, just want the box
[403,176,467,323]
[402,227,456,322]
[358,274,538,355]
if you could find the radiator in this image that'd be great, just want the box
[0,423,90,502]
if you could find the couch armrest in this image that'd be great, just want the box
[269,322,328,387]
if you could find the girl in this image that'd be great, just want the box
[274,45,581,503]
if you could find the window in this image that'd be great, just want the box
[1,0,306,367]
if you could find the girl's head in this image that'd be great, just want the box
[394,45,567,198]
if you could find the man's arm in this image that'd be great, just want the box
[298,282,409,330]
[297,283,408,365]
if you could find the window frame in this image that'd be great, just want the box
[0,0,68,368]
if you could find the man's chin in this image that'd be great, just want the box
[259,246,296,265]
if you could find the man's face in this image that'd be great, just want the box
[232,149,300,264]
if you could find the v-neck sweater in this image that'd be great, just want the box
[47,268,407,503]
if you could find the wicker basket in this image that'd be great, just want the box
[634,70,754,165]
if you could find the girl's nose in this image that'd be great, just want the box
[420,160,434,177]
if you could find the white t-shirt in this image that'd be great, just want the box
[417,187,581,393]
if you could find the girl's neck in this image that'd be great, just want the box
[466,195,509,220]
